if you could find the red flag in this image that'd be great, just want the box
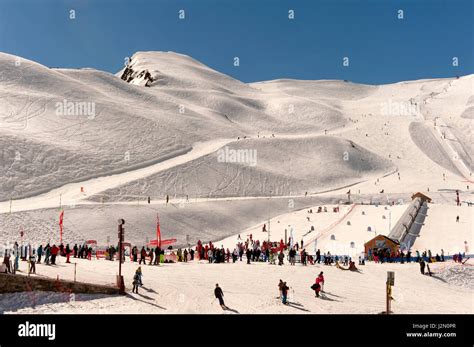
[59,210,64,244]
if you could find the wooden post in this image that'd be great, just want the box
[386,282,391,315]
[386,271,394,314]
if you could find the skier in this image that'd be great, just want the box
[278,251,285,266]
[289,247,296,266]
[166,195,169,204]
[132,271,140,294]
[456,215,459,223]
[50,244,59,265]
[135,267,143,286]
[301,249,307,266]
[214,283,226,310]
[2,248,11,273]
[44,244,51,265]
[147,196,151,204]
[208,248,214,263]
[269,249,275,264]
[148,248,154,265]
[232,248,238,263]
[278,279,284,299]
[281,281,289,304]
[184,249,188,262]
[28,250,36,275]
[419,259,426,275]
[315,271,325,295]
[154,247,161,265]
[246,248,252,264]
[132,246,138,262]
[65,244,71,263]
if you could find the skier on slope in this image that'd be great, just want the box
[214,283,226,310]
[281,281,289,305]
[419,259,426,275]
[313,271,325,297]
[278,279,284,299]
[132,271,140,294]
[135,267,143,286]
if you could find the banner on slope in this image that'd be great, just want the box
[148,239,177,247]
[148,213,177,247]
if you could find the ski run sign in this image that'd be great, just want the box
[18,321,56,340]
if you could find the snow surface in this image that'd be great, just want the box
[0,257,472,314]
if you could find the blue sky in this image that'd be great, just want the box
[0,0,472,84]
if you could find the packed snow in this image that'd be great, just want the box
[0,256,472,314]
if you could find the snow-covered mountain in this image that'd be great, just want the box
[0,51,473,204]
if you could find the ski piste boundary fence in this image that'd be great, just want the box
[303,203,357,249]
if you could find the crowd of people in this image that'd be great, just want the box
[2,237,467,273]
[366,247,465,265]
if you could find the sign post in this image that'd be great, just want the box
[267,219,270,243]
[386,271,395,314]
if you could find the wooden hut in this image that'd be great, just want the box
[364,235,400,257]
[411,192,432,203]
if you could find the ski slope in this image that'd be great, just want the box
[1,51,473,210]
[0,138,232,213]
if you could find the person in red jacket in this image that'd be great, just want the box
[313,271,325,297]
[50,245,59,265]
